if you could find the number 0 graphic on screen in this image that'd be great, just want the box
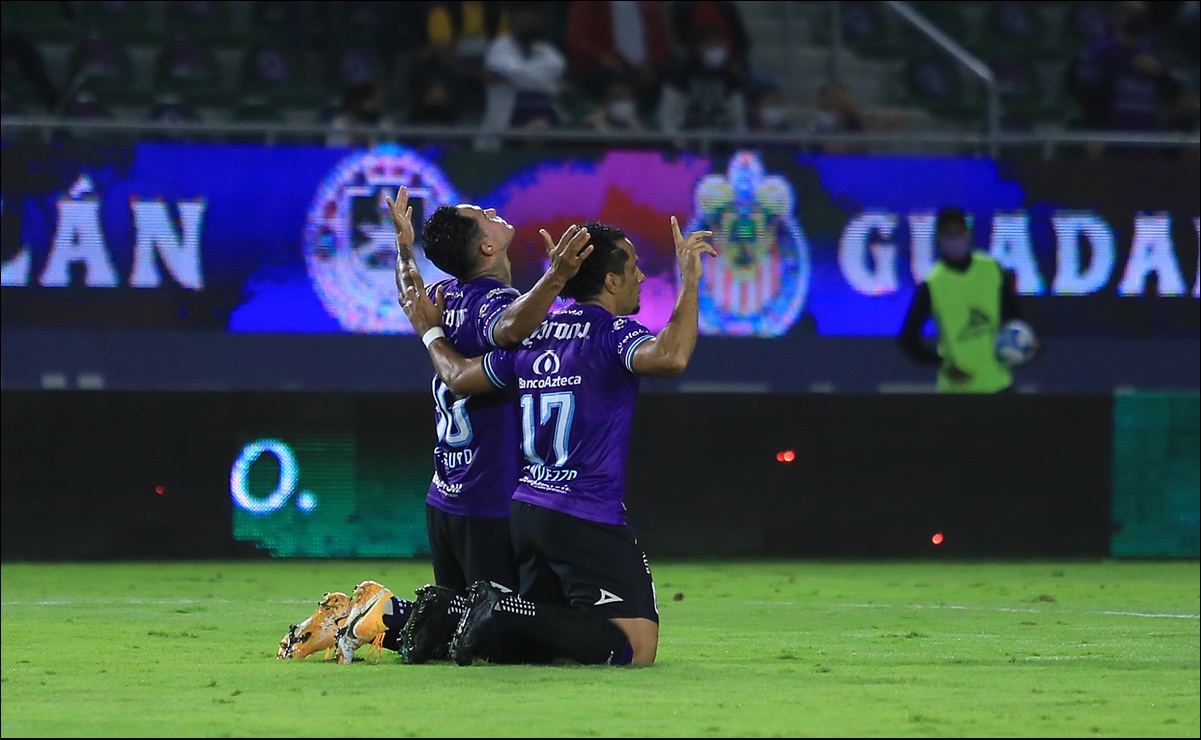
[230,439,317,515]
[520,391,575,467]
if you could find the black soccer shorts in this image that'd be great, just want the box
[510,500,660,623]
[426,504,518,595]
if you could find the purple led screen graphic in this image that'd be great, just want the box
[2,141,1196,337]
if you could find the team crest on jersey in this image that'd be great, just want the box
[302,144,459,333]
[532,350,562,376]
[687,150,811,336]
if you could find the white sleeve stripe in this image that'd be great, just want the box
[622,334,653,373]
[482,354,506,389]
[485,313,502,347]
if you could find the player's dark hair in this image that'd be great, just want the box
[421,205,482,278]
[935,207,968,234]
[561,221,630,302]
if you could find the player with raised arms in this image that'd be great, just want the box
[399,215,716,666]
[280,188,595,666]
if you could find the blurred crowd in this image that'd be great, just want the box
[1,0,1197,156]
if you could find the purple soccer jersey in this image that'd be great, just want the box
[424,276,522,518]
[482,303,654,525]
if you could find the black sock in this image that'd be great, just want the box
[380,597,413,652]
[485,597,634,666]
[380,594,469,653]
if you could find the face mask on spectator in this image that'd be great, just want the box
[701,45,728,69]
[607,99,637,123]
[760,106,785,126]
[937,235,972,261]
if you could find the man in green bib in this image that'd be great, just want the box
[898,207,1032,393]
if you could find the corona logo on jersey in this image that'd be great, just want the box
[302,144,459,333]
[689,150,812,336]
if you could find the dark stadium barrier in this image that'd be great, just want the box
[4,390,1156,561]
[626,392,1116,559]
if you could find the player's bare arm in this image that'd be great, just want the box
[631,216,716,377]
[387,186,418,299]
[491,224,594,347]
[400,266,497,396]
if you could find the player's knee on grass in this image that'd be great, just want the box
[613,617,658,665]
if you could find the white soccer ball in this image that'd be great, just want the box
[995,319,1037,366]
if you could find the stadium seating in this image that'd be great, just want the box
[1,1,84,44]
[1060,0,1114,47]
[900,52,982,124]
[153,36,227,108]
[164,1,247,49]
[143,93,204,142]
[63,90,112,119]
[80,0,165,46]
[64,34,143,107]
[987,53,1062,128]
[810,0,917,59]
[237,42,329,111]
[973,0,1056,61]
[323,45,391,97]
[3,0,1195,146]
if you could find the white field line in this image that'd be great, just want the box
[2,598,1197,619]
[747,601,1200,619]
[0,598,318,606]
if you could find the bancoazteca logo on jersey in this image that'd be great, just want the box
[303,145,459,333]
[688,150,811,336]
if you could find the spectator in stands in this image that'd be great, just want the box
[414,1,509,121]
[252,0,323,48]
[1144,0,1200,60]
[406,54,474,151]
[476,1,569,151]
[422,1,507,61]
[565,1,672,116]
[407,29,479,129]
[326,80,389,147]
[62,90,112,127]
[145,95,202,143]
[580,77,647,132]
[805,81,907,155]
[1142,0,1201,140]
[807,81,868,152]
[1065,1,1187,156]
[747,80,791,134]
[656,23,748,142]
[742,80,795,155]
[667,1,751,83]
[407,67,466,127]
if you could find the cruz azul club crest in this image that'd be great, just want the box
[303,145,459,333]
[687,150,811,336]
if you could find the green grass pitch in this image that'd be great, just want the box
[1,559,1197,737]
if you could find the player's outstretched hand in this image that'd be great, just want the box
[400,265,445,338]
[385,185,415,245]
[387,186,416,296]
[540,224,595,282]
[670,215,717,286]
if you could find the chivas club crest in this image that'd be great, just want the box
[303,145,458,333]
[687,151,811,336]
